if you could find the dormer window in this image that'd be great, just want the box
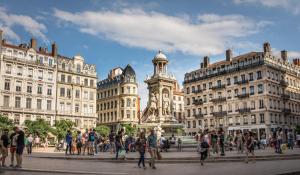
[76,64,81,73]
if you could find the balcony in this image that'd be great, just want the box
[193,100,203,105]
[282,108,291,114]
[212,111,227,117]
[235,80,249,85]
[236,93,250,99]
[281,94,290,100]
[195,113,204,118]
[238,108,251,114]
[280,80,288,87]
[212,84,226,90]
[210,97,226,103]
[192,89,203,94]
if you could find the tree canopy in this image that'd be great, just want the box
[24,119,53,139]
[121,124,137,136]
[0,116,14,131]
[53,120,75,140]
[94,125,110,137]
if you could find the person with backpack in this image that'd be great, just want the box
[76,131,82,155]
[198,133,209,166]
[88,129,95,155]
[135,132,147,169]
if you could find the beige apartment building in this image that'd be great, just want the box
[56,55,97,129]
[0,30,97,128]
[0,31,57,126]
[96,65,140,131]
[184,42,300,139]
[173,82,185,124]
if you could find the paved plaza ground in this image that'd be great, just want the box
[0,147,300,175]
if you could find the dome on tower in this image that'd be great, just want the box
[153,50,168,63]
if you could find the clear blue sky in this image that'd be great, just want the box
[1,0,300,108]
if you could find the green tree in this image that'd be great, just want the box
[121,124,137,136]
[53,120,75,140]
[24,119,52,139]
[176,128,184,136]
[0,116,14,131]
[94,125,110,137]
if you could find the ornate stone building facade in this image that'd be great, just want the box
[96,65,140,131]
[0,32,57,126]
[184,43,300,140]
[0,30,97,128]
[141,51,183,133]
[56,55,97,129]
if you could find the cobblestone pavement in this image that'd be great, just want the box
[1,158,300,175]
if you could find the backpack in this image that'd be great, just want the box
[201,141,209,149]
[89,133,95,142]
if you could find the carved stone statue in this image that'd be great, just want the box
[148,92,158,118]
[162,93,170,115]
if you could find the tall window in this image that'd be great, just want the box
[76,90,80,98]
[17,66,23,76]
[126,110,130,118]
[75,104,79,112]
[47,100,52,110]
[260,114,265,123]
[48,72,53,81]
[259,99,264,109]
[250,86,254,95]
[76,64,81,73]
[249,73,254,81]
[90,92,94,100]
[16,81,22,92]
[127,98,131,107]
[257,71,262,79]
[242,87,246,94]
[26,98,32,109]
[38,70,43,79]
[127,86,130,94]
[227,78,231,86]
[133,98,136,107]
[68,75,72,83]
[3,96,10,107]
[67,89,71,98]
[47,86,52,95]
[5,64,12,74]
[15,97,21,108]
[84,79,88,86]
[37,99,42,109]
[61,74,65,82]
[258,84,263,94]
[28,68,33,77]
[4,80,10,90]
[37,85,43,94]
[76,77,80,84]
[60,88,65,97]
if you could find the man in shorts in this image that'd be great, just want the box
[1,129,9,167]
[88,129,95,155]
[15,127,25,168]
[9,127,17,167]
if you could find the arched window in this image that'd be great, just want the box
[126,98,131,107]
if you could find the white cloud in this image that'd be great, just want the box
[233,0,300,15]
[0,7,48,42]
[273,48,300,59]
[53,8,270,56]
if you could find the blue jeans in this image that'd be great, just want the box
[65,142,72,155]
[138,151,145,167]
[116,146,120,160]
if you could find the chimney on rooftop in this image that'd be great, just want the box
[226,49,233,61]
[263,42,271,54]
[203,56,210,68]
[200,63,204,68]
[51,42,57,57]
[281,50,287,61]
[30,38,37,50]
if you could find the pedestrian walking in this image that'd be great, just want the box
[65,130,72,155]
[235,130,245,154]
[199,133,209,166]
[27,134,33,154]
[9,127,17,167]
[0,129,9,167]
[287,129,294,150]
[115,129,125,160]
[218,128,225,156]
[34,136,40,149]
[245,131,255,163]
[276,128,283,154]
[109,131,115,154]
[76,131,82,155]
[15,127,25,168]
[147,129,157,169]
[136,132,147,169]
[82,129,89,155]
[210,130,218,155]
